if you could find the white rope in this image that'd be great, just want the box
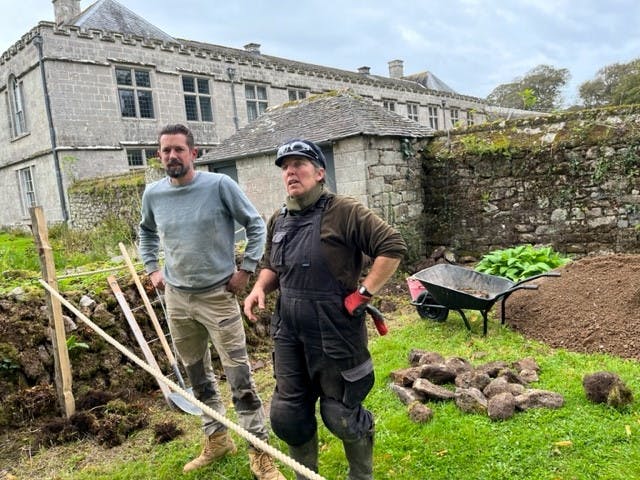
[39,279,326,480]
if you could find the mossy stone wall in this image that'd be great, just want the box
[421,105,640,258]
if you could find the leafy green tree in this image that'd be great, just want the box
[486,64,570,112]
[578,59,640,107]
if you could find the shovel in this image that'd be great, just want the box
[118,243,202,415]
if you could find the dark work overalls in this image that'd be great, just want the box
[269,195,375,480]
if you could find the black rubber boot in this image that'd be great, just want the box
[288,433,319,480]
[343,430,374,480]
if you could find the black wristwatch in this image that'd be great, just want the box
[358,285,373,297]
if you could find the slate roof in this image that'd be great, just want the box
[183,38,482,101]
[71,0,176,43]
[199,90,434,163]
[404,71,457,94]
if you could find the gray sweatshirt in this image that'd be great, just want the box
[138,171,265,292]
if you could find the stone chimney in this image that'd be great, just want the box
[244,43,261,54]
[388,59,404,79]
[358,66,371,75]
[52,0,81,26]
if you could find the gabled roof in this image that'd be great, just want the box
[71,0,175,43]
[200,89,434,163]
[404,71,457,94]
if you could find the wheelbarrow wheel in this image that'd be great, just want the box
[416,291,448,322]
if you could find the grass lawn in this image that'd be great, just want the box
[11,310,640,480]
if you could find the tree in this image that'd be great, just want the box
[486,64,570,112]
[578,59,640,107]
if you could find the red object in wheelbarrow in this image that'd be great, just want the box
[408,264,561,335]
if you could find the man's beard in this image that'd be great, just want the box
[166,161,188,178]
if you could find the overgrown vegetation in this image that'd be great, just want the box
[0,215,137,295]
[459,133,513,158]
[475,244,572,281]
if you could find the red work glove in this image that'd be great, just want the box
[344,290,371,316]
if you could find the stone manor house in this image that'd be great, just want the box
[1,0,532,227]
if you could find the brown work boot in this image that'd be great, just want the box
[248,448,286,480]
[183,430,237,473]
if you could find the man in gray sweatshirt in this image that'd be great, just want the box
[138,124,284,480]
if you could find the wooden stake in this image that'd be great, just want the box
[29,206,75,417]
[117,243,180,374]
[107,275,173,406]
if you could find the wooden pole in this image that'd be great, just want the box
[117,243,181,373]
[29,206,75,417]
[107,275,173,406]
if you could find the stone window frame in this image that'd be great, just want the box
[115,66,155,119]
[8,74,27,138]
[245,83,268,121]
[288,88,308,101]
[466,110,475,126]
[407,102,419,122]
[182,75,213,122]
[382,98,396,112]
[17,165,37,216]
[126,148,157,169]
[427,105,439,130]
[450,107,460,127]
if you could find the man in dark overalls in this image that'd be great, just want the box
[244,139,407,479]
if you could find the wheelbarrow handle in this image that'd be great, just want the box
[512,271,561,287]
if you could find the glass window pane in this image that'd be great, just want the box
[257,86,267,100]
[288,90,297,101]
[116,68,132,85]
[19,168,37,208]
[245,85,256,99]
[137,90,154,118]
[182,76,195,92]
[119,89,136,117]
[184,95,198,121]
[258,102,268,115]
[197,78,210,94]
[135,70,151,88]
[247,102,258,122]
[127,149,144,167]
[200,98,213,122]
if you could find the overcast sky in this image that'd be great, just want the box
[3,0,640,106]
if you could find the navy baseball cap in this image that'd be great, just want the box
[275,139,326,169]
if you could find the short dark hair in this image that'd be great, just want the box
[158,124,195,149]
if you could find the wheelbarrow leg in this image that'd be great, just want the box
[455,309,472,331]
[481,310,489,336]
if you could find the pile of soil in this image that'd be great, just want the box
[505,253,640,361]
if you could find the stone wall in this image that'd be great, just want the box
[421,106,640,258]
[68,171,145,231]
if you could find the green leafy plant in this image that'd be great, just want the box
[66,335,89,352]
[519,87,538,109]
[459,134,513,158]
[475,244,571,281]
[0,357,19,377]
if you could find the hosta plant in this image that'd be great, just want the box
[475,244,571,281]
